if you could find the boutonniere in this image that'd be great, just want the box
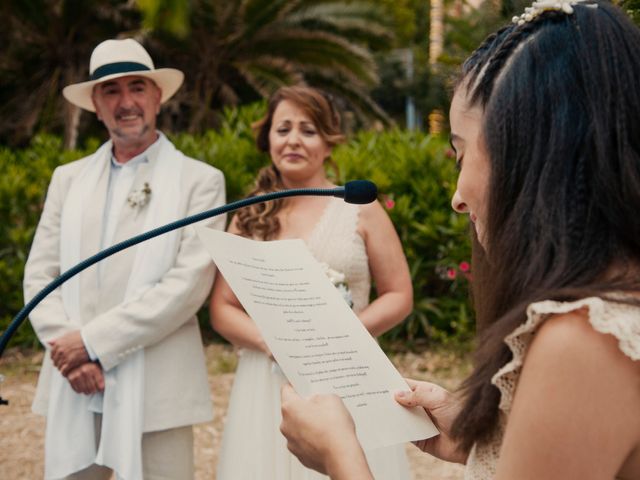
[127,182,152,209]
[320,262,354,309]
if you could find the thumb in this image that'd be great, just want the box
[395,380,449,410]
[280,383,300,404]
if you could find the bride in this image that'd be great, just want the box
[209,85,414,479]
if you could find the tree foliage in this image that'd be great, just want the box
[619,0,640,24]
[371,0,508,126]
[0,0,140,147]
[0,0,394,147]
[144,0,394,133]
[0,120,473,350]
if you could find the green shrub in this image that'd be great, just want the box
[0,105,472,350]
[333,130,473,347]
[171,103,270,202]
[0,135,94,347]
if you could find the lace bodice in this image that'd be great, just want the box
[219,198,411,480]
[465,297,640,479]
[305,197,370,312]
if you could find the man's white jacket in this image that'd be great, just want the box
[24,139,225,432]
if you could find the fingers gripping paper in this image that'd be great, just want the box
[196,227,438,450]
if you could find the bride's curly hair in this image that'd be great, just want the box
[235,86,345,240]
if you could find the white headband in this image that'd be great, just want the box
[512,0,597,25]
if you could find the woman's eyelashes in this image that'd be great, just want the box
[450,142,462,171]
[451,146,463,171]
[276,124,317,137]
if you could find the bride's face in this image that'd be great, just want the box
[268,100,332,184]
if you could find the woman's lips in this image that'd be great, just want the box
[283,153,304,161]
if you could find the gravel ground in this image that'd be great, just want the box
[0,344,469,480]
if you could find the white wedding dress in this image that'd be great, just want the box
[216,197,411,479]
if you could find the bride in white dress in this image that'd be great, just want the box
[210,86,413,479]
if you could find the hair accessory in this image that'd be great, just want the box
[512,0,597,25]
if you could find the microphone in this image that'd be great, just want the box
[340,180,378,204]
[0,180,378,362]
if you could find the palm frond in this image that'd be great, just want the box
[302,69,392,126]
[246,29,378,85]
[235,57,303,96]
[285,1,394,48]
[240,0,303,39]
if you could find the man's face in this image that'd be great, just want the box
[92,75,161,150]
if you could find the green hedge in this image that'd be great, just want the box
[332,130,473,346]
[0,105,472,350]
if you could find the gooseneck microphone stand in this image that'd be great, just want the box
[0,180,377,405]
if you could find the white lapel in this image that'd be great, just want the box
[79,153,110,319]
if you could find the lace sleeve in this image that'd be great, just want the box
[492,296,640,412]
[465,296,640,479]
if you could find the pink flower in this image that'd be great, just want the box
[459,261,470,272]
[445,148,456,159]
[447,268,457,280]
[382,194,395,209]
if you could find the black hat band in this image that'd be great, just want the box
[90,62,151,81]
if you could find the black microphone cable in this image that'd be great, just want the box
[0,180,377,400]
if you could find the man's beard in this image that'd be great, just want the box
[112,123,151,141]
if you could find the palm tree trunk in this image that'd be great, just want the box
[429,0,445,135]
[429,0,444,65]
[63,103,81,150]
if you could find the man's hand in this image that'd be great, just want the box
[49,330,90,376]
[67,362,105,395]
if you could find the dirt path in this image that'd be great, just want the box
[0,345,468,479]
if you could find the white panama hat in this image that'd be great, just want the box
[62,38,184,112]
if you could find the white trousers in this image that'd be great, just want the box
[62,414,194,480]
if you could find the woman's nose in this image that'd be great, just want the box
[451,190,468,214]
[286,129,301,147]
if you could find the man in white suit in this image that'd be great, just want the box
[23,38,225,480]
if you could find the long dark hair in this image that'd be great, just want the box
[451,2,640,452]
[235,86,344,239]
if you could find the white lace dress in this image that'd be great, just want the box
[465,297,640,479]
[216,197,411,480]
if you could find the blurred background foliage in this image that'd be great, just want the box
[0,0,525,150]
[1,0,638,350]
[622,0,640,22]
[3,0,636,148]
[0,105,472,349]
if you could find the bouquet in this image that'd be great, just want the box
[320,262,354,309]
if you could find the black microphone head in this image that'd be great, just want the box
[342,180,378,204]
